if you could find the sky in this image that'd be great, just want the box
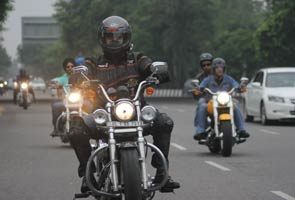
[2,0,57,59]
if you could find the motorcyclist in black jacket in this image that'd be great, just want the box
[68,16,180,194]
[193,53,213,139]
[16,69,36,102]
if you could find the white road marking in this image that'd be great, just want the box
[271,191,295,200]
[171,142,187,151]
[205,161,231,171]
[176,108,185,113]
[260,129,280,135]
[162,106,169,110]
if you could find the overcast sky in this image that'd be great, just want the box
[2,0,57,59]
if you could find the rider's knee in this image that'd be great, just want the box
[154,113,174,134]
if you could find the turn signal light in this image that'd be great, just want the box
[194,90,200,96]
[146,87,155,96]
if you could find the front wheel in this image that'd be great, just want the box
[220,121,233,157]
[120,148,143,200]
[261,102,271,125]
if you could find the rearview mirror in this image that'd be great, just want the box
[150,62,168,74]
[252,82,261,87]
[240,77,249,83]
[191,79,200,86]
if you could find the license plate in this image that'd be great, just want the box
[107,121,143,127]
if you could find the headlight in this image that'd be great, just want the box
[93,109,108,125]
[68,92,81,103]
[21,82,28,89]
[268,95,284,103]
[14,82,18,88]
[141,106,157,122]
[4,81,8,85]
[0,83,3,88]
[217,92,230,105]
[114,101,135,121]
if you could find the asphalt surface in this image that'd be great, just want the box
[0,100,295,200]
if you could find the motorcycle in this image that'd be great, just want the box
[55,86,88,143]
[192,78,248,157]
[73,63,169,200]
[0,81,6,96]
[17,81,32,110]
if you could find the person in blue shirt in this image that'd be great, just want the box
[194,58,250,140]
[50,58,75,137]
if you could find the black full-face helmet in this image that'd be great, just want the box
[98,16,132,54]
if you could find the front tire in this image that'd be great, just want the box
[261,102,271,125]
[220,121,233,157]
[120,148,143,200]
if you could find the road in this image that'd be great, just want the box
[0,100,295,200]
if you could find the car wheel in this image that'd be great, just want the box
[243,100,254,122]
[260,102,271,125]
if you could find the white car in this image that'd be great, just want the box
[30,78,47,92]
[244,67,295,125]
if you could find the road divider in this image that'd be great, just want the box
[171,142,187,151]
[205,161,231,171]
[271,191,295,200]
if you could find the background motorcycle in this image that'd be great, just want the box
[73,63,169,200]
[17,81,32,110]
[55,86,88,143]
[192,78,248,157]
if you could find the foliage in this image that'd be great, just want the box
[256,0,295,67]
[26,0,294,86]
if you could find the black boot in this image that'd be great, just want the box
[193,132,207,140]
[80,174,98,193]
[153,170,180,193]
[238,130,250,138]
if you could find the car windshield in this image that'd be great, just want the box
[266,72,295,87]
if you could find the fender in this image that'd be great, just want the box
[218,113,231,121]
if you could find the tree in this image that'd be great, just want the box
[0,45,11,74]
[256,0,295,66]
[0,0,13,31]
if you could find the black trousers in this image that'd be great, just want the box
[69,112,173,177]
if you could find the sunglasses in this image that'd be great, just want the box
[202,63,211,67]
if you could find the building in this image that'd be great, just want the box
[21,17,60,45]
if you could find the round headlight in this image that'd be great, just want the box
[21,82,28,89]
[68,92,81,103]
[141,106,157,122]
[14,82,18,88]
[114,101,135,121]
[217,92,230,105]
[0,83,4,88]
[4,81,8,85]
[93,109,108,125]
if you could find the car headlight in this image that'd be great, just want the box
[141,106,157,122]
[0,83,3,88]
[217,92,230,106]
[93,109,108,125]
[4,81,8,85]
[268,95,284,103]
[21,82,28,89]
[68,92,81,103]
[114,101,135,121]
